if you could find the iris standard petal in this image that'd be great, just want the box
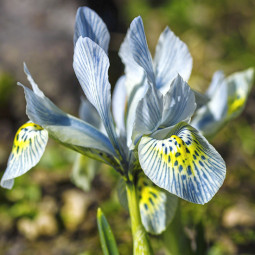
[161,75,196,127]
[1,122,48,189]
[112,76,127,136]
[131,85,163,148]
[119,30,144,97]
[138,122,226,204]
[154,27,193,94]
[73,7,110,52]
[73,37,120,153]
[206,70,225,98]
[21,84,118,167]
[192,76,228,137]
[129,16,155,85]
[137,174,178,235]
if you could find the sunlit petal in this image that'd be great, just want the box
[129,16,155,85]
[137,174,178,235]
[206,71,225,97]
[112,76,127,136]
[21,84,118,167]
[154,27,192,93]
[192,69,254,137]
[131,85,163,148]
[73,37,120,153]
[73,7,110,52]
[79,97,102,129]
[161,75,196,127]
[1,122,48,189]
[226,68,254,119]
[192,89,210,109]
[119,30,144,97]
[138,122,226,204]
[126,83,148,148]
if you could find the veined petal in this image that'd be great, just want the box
[138,122,226,204]
[131,85,163,148]
[193,69,254,137]
[191,106,219,137]
[192,81,228,137]
[116,173,178,234]
[191,71,228,137]
[21,84,118,167]
[1,122,48,189]
[206,70,225,98]
[112,76,127,136]
[137,174,178,235]
[129,16,155,85]
[226,68,254,119]
[192,89,210,109]
[73,7,110,53]
[154,27,193,94]
[119,31,144,97]
[126,83,148,148]
[79,97,102,129]
[73,37,120,153]
[161,75,196,127]
[24,63,45,98]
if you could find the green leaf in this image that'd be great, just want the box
[97,208,119,255]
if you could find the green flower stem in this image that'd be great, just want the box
[125,181,153,255]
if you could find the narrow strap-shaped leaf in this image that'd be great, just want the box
[97,208,119,255]
[137,174,178,235]
[138,122,226,204]
[129,16,155,86]
[1,122,48,189]
[21,84,119,168]
[73,7,110,53]
[73,37,120,155]
[154,27,192,93]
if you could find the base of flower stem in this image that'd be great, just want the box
[125,181,153,255]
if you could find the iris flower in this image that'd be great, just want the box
[2,7,252,215]
[192,69,254,137]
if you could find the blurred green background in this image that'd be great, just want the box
[0,0,255,254]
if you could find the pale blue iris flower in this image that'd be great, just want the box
[192,69,254,137]
[2,6,235,209]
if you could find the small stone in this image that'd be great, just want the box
[61,189,90,231]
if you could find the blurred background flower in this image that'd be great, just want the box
[0,0,255,254]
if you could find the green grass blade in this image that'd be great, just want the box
[97,208,119,255]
